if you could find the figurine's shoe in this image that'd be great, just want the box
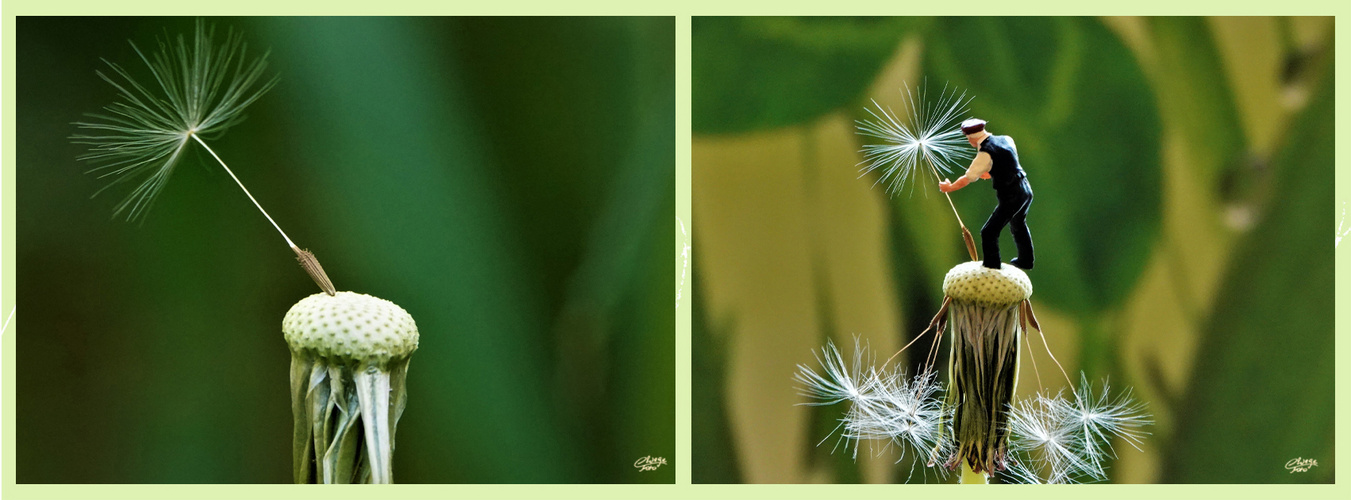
[1010,257,1034,270]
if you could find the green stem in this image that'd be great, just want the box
[960,463,989,484]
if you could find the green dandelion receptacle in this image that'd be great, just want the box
[284,292,419,484]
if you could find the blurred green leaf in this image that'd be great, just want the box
[1163,63,1333,484]
[1148,17,1246,183]
[693,17,908,134]
[923,17,1162,315]
[604,201,677,484]
[451,17,677,483]
[549,19,677,484]
[692,265,743,484]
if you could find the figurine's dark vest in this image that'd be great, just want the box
[978,135,1026,190]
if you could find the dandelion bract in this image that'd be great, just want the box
[856,82,975,197]
[72,19,277,222]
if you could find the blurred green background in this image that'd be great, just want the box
[18,16,673,483]
[693,16,1332,484]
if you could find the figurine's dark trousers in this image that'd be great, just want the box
[981,179,1034,270]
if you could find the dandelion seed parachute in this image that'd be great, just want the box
[794,338,953,478]
[1006,393,1099,482]
[72,19,277,221]
[856,82,975,197]
[999,380,1152,484]
[71,20,338,294]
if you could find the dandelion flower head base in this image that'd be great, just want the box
[946,298,1021,475]
[284,292,419,483]
[939,262,1036,475]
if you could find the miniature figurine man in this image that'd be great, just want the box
[938,119,1034,270]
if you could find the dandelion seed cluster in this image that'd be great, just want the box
[796,338,1151,483]
[856,83,975,197]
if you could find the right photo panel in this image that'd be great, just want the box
[692,16,1333,484]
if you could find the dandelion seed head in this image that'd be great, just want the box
[72,19,278,222]
[856,81,976,197]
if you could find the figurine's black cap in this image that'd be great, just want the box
[960,118,987,135]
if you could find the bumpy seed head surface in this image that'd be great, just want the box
[283,291,418,365]
[942,261,1033,305]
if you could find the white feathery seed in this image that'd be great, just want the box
[856,82,975,197]
[1065,375,1153,462]
[73,19,278,222]
[1007,392,1101,482]
[794,337,953,479]
[1000,377,1152,484]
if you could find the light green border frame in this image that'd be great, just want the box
[1,1,1347,499]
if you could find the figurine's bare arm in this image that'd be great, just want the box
[964,152,993,181]
[939,152,992,193]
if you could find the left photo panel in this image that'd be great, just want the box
[16,16,674,484]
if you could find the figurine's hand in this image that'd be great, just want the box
[980,172,991,180]
[941,176,971,193]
